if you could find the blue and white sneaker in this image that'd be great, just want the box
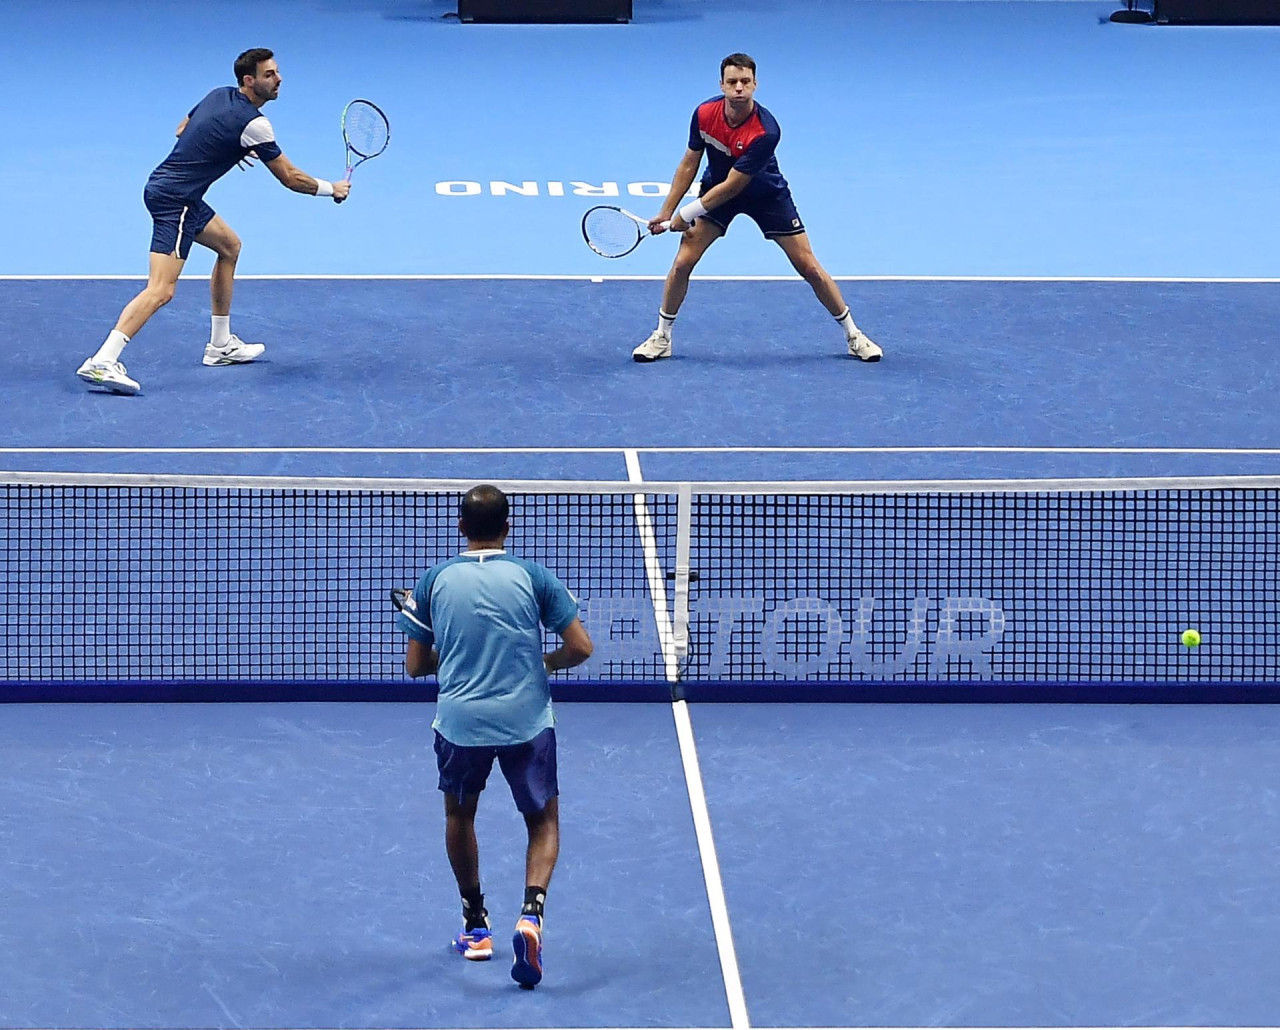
[452,924,493,961]
[511,915,543,987]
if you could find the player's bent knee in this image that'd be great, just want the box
[672,253,702,277]
[146,285,176,308]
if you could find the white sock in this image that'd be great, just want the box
[657,309,677,338]
[92,329,129,364]
[834,307,860,339]
[210,315,232,347]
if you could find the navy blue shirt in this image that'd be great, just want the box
[146,87,282,202]
[398,550,579,747]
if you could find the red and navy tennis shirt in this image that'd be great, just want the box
[687,96,789,200]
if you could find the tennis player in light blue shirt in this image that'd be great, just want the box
[397,484,593,989]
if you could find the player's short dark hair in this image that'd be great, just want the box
[459,484,510,541]
[720,53,756,80]
[234,48,275,86]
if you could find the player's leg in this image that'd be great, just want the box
[510,797,557,989]
[437,732,495,961]
[194,214,264,366]
[773,231,882,361]
[522,797,560,894]
[443,791,483,899]
[116,253,187,338]
[498,727,559,987]
[633,216,726,362]
[77,250,185,395]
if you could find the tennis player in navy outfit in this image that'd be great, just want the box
[633,53,883,363]
[398,485,594,988]
[76,48,351,395]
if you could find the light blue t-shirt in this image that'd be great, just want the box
[397,550,579,747]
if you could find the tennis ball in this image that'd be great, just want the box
[1181,629,1201,648]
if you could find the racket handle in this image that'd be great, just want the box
[658,219,672,231]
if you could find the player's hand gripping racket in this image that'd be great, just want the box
[582,205,672,259]
[342,99,390,179]
[390,588,410,612]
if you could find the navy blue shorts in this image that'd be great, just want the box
[143,187,216,260]
[434,727,558,814]
[701,186,806,239]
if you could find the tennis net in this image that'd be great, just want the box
[3,472,1278,699]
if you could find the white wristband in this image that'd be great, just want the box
[314,178,334,197]
[678,198,707,223]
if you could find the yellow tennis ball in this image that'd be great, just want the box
[1181,629,1201,648]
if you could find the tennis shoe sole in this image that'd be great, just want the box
[511,921,542,988]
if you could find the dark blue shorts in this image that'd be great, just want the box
[701,186,806,239]
[143,187,216,260]
[434,727,558,814]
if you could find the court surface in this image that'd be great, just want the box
[4,1,1280,1027]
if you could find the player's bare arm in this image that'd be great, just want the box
[264,154,350,202]
[543,617,593,674]
[668,167,752,232]
[649,148,704,234]
[405,637,440,678]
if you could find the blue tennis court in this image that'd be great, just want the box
[4,1,1280,1027]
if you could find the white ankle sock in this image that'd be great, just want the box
[210,315,231,347]
[834,307,860,339]
[93,329,129,364]
[657,310,677,338]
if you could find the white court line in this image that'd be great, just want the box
[624,449,750,1030]
[4,273,1280,283]
[4,446,1280,455]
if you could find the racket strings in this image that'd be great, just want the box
[343,102,390,158]
[583,208,643,258]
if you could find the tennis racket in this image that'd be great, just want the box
[581,206,672,259]
[342,99,390,179]
[390,587,411,611]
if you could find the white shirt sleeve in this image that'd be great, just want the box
[240,115,276,149]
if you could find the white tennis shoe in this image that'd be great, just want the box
[632,330,672,363]
[847,331,883,362]
[203,334,266,366]
[76,359,140,395]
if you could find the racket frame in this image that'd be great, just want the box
[342,99,390,179]
[582,204,672,259]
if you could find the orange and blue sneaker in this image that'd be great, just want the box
[452,923,493,961]
[510,915,543,987]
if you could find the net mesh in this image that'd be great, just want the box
[342,101,389,157]
[3,476,1278,688]
[687,489,1280,683]
[582,207,643,258]
[1,482,671,684]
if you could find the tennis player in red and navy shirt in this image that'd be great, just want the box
[75,48,351,396]
[633,53,883,364]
